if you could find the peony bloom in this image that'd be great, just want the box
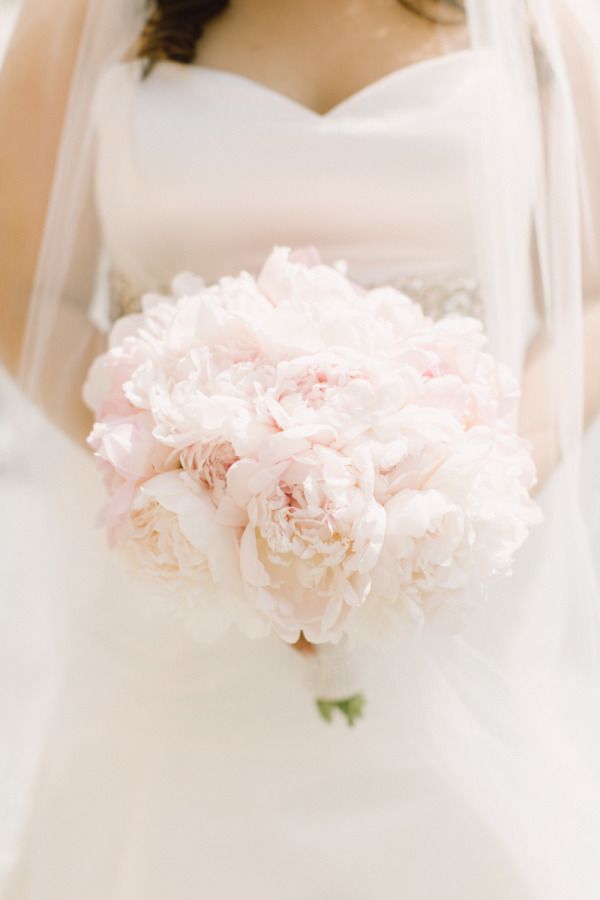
[260,350,380,441]
[219,428,386,644]
[116,471,269,642]
[84,246,541,651]
[180,439,238,505]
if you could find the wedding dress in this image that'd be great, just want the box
[3,35,600,900]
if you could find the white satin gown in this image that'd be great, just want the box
[4,48,600,900]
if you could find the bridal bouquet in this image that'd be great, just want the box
[84,247,540,724]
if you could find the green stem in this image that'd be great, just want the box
[316,692,366,727]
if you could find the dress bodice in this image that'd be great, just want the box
[91,49,498,316]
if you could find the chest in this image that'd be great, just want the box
[193,1,469,116]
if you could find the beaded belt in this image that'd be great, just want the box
[108,269,482,324]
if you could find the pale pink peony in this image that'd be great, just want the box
[180,439,238,505]
[219,427,386,644]
[260,351,380,441]
[115,471,268,642]
[288,245,323,267]
[350,424,541,646]
[83,246,541,647]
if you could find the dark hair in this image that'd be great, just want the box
[138,1,465,72]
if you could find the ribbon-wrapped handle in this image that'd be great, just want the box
[293,635,367,726]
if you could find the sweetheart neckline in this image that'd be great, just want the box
[150,47,482,119]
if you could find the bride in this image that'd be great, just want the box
[1,1,599,897]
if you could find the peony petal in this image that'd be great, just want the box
[239,526,271,588]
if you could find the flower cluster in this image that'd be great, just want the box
[83,247,541,648]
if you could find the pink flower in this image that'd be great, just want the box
[87,411,177,540]
[288,245,323,267]
[409,317,520,427]
[260,351,379,440]
[83,246,540,647]
[115,472,269,641]
[180,439,238,504]
[219,427,386,644]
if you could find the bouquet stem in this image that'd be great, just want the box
[316,693,366,726]
[292,634,367,726]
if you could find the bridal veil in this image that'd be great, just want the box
[1,0,599,892]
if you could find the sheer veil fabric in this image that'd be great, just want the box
[1,0,600,895]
